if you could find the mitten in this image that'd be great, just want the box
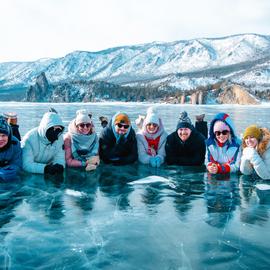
[53,164,64,174]
[44,164,56,174]
[85,164,97,171]
[149,157,156,167]
[155,156,162,167]
[243,147,256,160]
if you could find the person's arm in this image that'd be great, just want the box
[250,148,270,179]
[52,137,65,168]
[64,136,83,167]
[22,140,46,174]
[137,135,151,164]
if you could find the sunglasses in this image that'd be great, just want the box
[78,123,91,128]
[215,130,230,136]
[116,123,129,129]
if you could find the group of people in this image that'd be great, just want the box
[1,107,270,181]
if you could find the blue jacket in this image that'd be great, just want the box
[205,113,241,173]
[0,135,22,181]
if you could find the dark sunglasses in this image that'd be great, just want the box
[116,123,129,129]
[78,123,91,128]
[215,130,230,136]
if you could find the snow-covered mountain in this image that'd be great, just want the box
[1,33,270,90]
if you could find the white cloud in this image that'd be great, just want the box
[0,0,269,62]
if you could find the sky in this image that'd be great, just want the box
[0,0,269,62]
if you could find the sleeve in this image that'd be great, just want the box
[91,135,99,156]
[156,135,167,164]
[64,136,83,168]
[165,135,179,165]
[250,149,270,180]
[22,140,46,174]
[137,135,151,164]
[52,138,65,168]
[240,156,254,176]
[228,147,241,173]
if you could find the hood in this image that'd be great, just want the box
[209,113,237,139]
[38,112,64,139]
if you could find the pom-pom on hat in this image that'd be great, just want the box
[0,117,10,136]
[75,109,92,126]
[176,111,193,130]
[144,107,159,126]
[114,113,130,125]
[213,120,230,133]
[243,125,262,140]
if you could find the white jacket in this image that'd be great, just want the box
[240,142,270,180]
[21,112,65,174]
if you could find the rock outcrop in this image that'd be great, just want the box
[217,84,260,105]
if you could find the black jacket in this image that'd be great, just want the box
[99,125,138,165]
[165,129,206,166]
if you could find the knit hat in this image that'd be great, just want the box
[75,109,92,126]
[0,117,10,136]
[243,125,262,140]
[176,111,193,130]
[144,109,159,126]
[114,113,130,125]
[3,112,17,125]
[213,120,230,133]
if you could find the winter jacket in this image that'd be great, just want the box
[136,121,167,165]
[240,128,270,179]
[165,129,206,166]
[21,112,65,174]
[99,121,138,165]
[0,135,22,181]
[64,119,99,167]
[205,113,241,173]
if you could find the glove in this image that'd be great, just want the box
[154,156,162,168]
[53,164,64,174]
[149,157,156,167]
[44,164,56,174]
[243,147,256,160]
[44,164,64,174]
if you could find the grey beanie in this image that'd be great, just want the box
[176,111,193,130]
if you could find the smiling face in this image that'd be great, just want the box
[177,128,191,142]
[115,123,129,135]
[0,133,8,148]
[146,123,159,134]
[244,136,258,148]
[215,130,230,144]
[77,123,92,135]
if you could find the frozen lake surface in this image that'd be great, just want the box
[0,102,270,269]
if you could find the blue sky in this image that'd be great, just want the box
[1,0,269,62]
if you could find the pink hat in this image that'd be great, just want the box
[213,121,230,133]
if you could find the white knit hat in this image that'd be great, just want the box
[75,109,92,125]
[144,107,159,126]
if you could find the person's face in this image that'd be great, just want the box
[177,128,191,141]
[146,123,159,134]
[0,133,8,148]
[77,123,92,135]
[215,130,230,144]
[115,123,129,135]
[244,136,258,148]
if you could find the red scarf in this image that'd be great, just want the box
[145,135,161,156]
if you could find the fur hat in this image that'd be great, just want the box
[243,125,262,140]
[114,113,130,125]
[213,120,230,133]
[177,111,193,130]
[75,109,92,126]
[0,117,10,136]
